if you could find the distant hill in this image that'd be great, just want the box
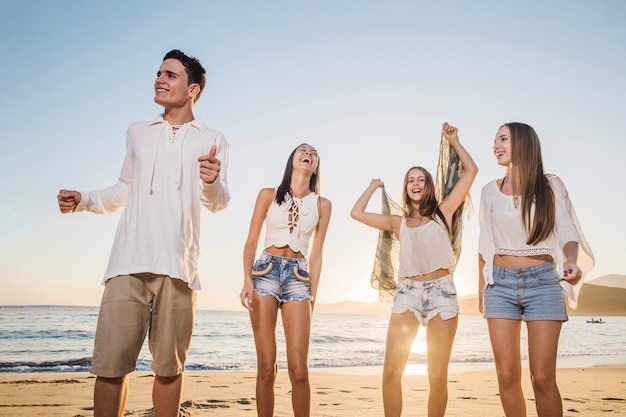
[458,296,480,316]
[458,280,626,316]
[318,275,626,316]
[316,300,391,315]
[566,282,626,316]
[586,274,626,289]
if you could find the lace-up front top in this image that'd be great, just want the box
[264,191,319,255]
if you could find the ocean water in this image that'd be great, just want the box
[0,306,624,374]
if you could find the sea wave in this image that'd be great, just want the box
[1,307,625,374]
[0,357,93,373]
[0,354,498,374]
[3,352,625,374]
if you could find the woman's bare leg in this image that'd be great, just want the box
[249,292,280,417]
[382,312,420,417]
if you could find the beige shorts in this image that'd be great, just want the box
[91,274,197,378]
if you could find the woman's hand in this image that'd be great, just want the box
[441,122,459,144]
[562,261,583,285]
[240,280,255,311]
[370,178,384,188]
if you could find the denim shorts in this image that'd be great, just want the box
[391,275,459,326]
[251,251,311,305]
[483,262,568,322]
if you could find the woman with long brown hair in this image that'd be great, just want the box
[351,123,478,417]
[478,122,594,417]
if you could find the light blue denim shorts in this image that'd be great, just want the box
[391,275,459,326]
[251,251,311,305]
[483,262,568,322]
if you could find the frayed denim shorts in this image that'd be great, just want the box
[251,251,311,305]
[483,262,567,322]
[392,275,459,326]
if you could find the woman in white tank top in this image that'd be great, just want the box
[240,143,332,417]
[351,123,478,417]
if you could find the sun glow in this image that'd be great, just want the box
[410,325,427,354]
[404,326,429,375]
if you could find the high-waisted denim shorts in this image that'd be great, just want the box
[392,275,459,326]
[251,251,311,305]
[483,262,567,322]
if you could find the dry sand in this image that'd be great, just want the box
[1,368,625,416]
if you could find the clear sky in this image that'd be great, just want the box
[1,0,624,311]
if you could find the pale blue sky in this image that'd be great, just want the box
[1,0,624,310]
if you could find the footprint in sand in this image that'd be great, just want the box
[563,397,585,403]
[180,399,230,409]
[237,398,253,405]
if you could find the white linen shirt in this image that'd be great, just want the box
[75,115,230,290]
[478,175,594,309]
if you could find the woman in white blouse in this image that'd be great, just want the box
[478,122,594,417]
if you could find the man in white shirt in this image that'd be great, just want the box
[57,49,230,416]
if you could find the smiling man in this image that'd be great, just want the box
[57,50,230,416]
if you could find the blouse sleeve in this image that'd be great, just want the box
[478,181,496,286]
[551,176,582,248]
[549,175,595,309]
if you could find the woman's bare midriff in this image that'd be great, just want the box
[494,254,553,268]
[404,268,450,282]
[264,245,305,258]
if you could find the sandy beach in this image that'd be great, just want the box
[1,368,625,416]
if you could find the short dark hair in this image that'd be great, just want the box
[163,49,207,102]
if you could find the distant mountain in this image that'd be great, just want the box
[318,275,626,316]
[586,274,626,289]
[566,282,626,316]
[458,280,626,316]
[458,296,480,316]
[316,300,391,315]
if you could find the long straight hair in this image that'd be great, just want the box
[505,122,555,244]
[275,143,320,205]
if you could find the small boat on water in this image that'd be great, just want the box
[586,317,605,324]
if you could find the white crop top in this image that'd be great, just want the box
[478,175,595,308]
[397,216,456,278]
[264,192,319,255]
[479,177,581,263]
